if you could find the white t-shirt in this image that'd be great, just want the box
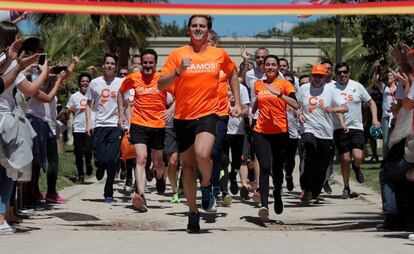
[332,79,371,130]
[227,84,250,135]
[245,68,265,120]
[66,91,89,133]
[0,60,26,113]
[297,83,346,139]
[86,76,123,128]
[27,97,47,120]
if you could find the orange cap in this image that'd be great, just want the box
[311,64,327,75]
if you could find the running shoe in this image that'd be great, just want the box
[258,207,270,222]
[353,164,365,184]
[104,197,114,203]
[341,187,350,199]
[155,177,166,195]
[323,182,332,194]
[222,193,232,207]
[187,212,200,233]
[0,221,14,235]
[86,165,93,176]
[252,190,261,203]
[273,190,283,214]
[300,190,312,204]
[171,192,181,203]
[76,176,85,184]
[132,193,148,212]
[213,187,221,200]
[229,171,239,195]
[123,179,134,193]
[201,185,217,213]
[240,185,250,200]
[285,175,294,191]
[96,167,105,181]
[46,193,66,204]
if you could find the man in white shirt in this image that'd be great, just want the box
[86,53,123,203]
[333,62,381,199]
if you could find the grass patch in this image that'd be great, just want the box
[333,161,381,193]
[39,144,78,193]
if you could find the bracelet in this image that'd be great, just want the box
[174,69,180,77]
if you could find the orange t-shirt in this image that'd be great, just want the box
[120,72,173,128]
[160,45,236,120]
[253,78,296,134]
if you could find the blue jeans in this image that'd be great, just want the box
[380,158,414,215]
[0,167,13,214]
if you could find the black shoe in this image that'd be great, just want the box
[76,176,84,184]
[86,165,93,176]
[368,156,379,163]
[285,175,294,191]
[187,212,200,233]
[323,181,332,194]
[240,186,249,200]
[229,172,239,195]
[155,177,166,195]
[376,215,405,231]
[273,189,283,214]
[341,187,350,199]
[96,167,105,181]
[352,163,365,183]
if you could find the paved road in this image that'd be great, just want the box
[1,163,413,253]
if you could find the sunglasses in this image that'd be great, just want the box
[336,70,349,75]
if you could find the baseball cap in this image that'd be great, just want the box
[311,64,327,75]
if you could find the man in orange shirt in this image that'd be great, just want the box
[118,49,173,212]
[158,15,241,233]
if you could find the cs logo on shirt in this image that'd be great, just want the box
[100,88,117,105]
[308,96,324,113]
[80,99,87,110]
[340,92,353,102]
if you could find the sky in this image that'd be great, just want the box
[161,0,324,36]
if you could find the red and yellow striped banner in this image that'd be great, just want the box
[0,0,413,16]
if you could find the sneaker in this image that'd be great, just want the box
[252,190,261,203]
[300,190,313,204]
[86,165,93,176]
[240,186,250,200]
[375,215,404,231]
[171,192,181,203]
[273,190,283,214]
[46,193,66,204]
[409,233,414,241]
[104,197,114,203]
[323,181,332,194]
[35,192,46,202]
[222,193,232,207]
[132,193,148,212]
[145,167,154,182]
[155,177,166,195]
[201,185,217,213]
[258,207,270,222]
[123,183,133,193]
[213,187,221,200]
[76,176,85,184]
[352,164,365,183]
[229,172,239,195]
[341,187,350,199]
[0,221,14,235]
[285,175,294,191]
[16,208,34,217]
[96,167,105,181]
[187,212,200,233]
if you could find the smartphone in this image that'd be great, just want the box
[51,66,67,74]
[38,53,47,65]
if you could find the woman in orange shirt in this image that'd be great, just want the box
[252,55,299,222]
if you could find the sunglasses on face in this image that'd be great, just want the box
[336,70,349,75]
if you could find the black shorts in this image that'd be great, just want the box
[174,114,218,153]
[164,127,178,154]
[334,128,365,154]
[130,123,165,150]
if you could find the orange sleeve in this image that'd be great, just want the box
[254,80,262,96]
[120,74,135,94]
[282,80,296,96]
[220,49,236,76]
[160,50,179,77]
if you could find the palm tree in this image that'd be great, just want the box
[35,0,167,67]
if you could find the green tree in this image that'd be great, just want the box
[160,20,187,37]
